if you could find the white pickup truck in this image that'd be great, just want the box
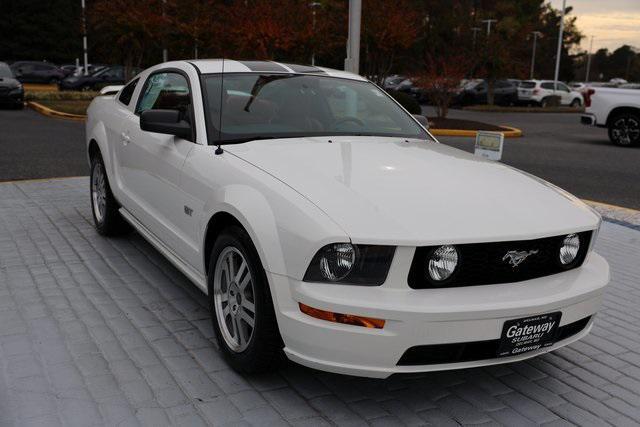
[581,87,640,146]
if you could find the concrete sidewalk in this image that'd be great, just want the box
[1,177,640,426]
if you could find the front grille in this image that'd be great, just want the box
[397,316,591,366]
[408,232,591,289]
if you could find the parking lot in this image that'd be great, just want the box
[0,177,639,426]
[1,108,640,426]
[2,107,639,209]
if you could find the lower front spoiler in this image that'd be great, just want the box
[285,319,593,379]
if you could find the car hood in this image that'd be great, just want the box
[225,136,599,245]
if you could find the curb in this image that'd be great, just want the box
[26,101,524,138]
[430,126,522,138]
[27,101,87,121]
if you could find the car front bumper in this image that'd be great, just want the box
[0,88,24,106]
[581,113,597,126]
[270,250,609,378]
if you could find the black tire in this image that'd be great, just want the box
[608,111,640,147]
[540,97,549,108]
[208,226,283,374]
[570,98,582,107]
[89,153,130,235]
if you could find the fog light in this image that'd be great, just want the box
[427,245,458,281]
[299,303,385,329]
[318,243,355,281]
[560,234,580,265]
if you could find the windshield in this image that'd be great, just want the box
[0,63,14,78]
[201,73,430,144]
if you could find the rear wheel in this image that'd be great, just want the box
[608,112,640,146]
[570,98,582,107]
[90,154,129,235]
[209,226,283,374]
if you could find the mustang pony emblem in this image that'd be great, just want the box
[502,250,539,268]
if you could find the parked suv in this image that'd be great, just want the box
[454,79,518,106]
[518,80,583,107]
[10,61,66,84]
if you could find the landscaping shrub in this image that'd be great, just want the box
[25,91,98,101]
[386,89,421,114]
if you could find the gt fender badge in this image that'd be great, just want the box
[184,205,193,216]
[503,250,539,268]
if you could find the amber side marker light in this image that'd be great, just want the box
[299,303,385,329]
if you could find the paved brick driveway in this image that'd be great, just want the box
[1,177,639,427]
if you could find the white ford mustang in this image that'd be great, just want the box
[86,60,609,378]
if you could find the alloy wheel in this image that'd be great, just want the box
[91,162,107,224]
[612,116,640,146]
[213,247,256,352]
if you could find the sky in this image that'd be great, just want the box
[548,0,640,52]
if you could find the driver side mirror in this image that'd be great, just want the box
[413,114,429,129]
[140,109,192,141]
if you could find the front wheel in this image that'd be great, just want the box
[608,112,640,146]
[90,154,129,235]
[209,226,283,374]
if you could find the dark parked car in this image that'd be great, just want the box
[10,61,66,84]
[454,79,518,106]
[0,62,24,109]
[59,65,134,91]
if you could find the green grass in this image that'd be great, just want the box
[37,100,91,116]
[463,105,585,113]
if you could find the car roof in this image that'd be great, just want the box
[188,59,368,81]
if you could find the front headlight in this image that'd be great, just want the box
[303,243,396,285]
[559,233,580,265]
[427,245,459,282]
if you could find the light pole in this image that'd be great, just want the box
[585,35,594,82]
[81,0,88,76]
[471,27,481,49]
[344,0,361,74]
[553,0,566,93]
[529,31,542,80]
[481,19,497,37]
[310,2,321,66]
[162,0,168,62]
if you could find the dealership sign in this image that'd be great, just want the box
[475,131,504,161]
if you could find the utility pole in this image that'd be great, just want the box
[585,35,594,82]
[81,0,88,76]
[344,0,361,74]
[529,31,542,80]
[481,19,497,37]
[162,0,168,62]
[553,0,566,93]
[471,27,481,49]
[310,2,321,65]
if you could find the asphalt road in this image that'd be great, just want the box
[1,106,639,209]
[429,108,640,210]
[0,108,87,181]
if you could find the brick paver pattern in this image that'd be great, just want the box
[1,177,639,426]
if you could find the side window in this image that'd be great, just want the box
[136,72,191,117]
[118,78,139,106]
[541,82,554,90]
[559,83,570,92]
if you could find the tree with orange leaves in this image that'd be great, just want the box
[413,54,472,118]
[219,0,343,63]
[361,0,421,85]
[88,0,168,79]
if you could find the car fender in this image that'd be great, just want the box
[198,180,348,281]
